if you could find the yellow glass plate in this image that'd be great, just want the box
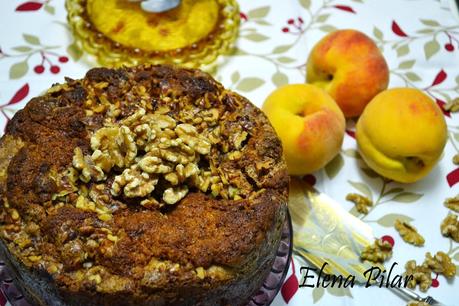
[66,0,240,68]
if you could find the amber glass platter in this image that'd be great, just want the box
[66,0,240,68]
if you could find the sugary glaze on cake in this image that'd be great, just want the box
[66,0,240,68]
[87,0,220,51]
[0,65,288,305]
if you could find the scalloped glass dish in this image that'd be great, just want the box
[66,0,240,68]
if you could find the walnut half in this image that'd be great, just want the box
[346,193,372,214]
[404,260,432,292]
[440,213,459,242]
[394,219,425,246]
[423,251,456,278]
[360,238,392,263]
[444,195,459,213]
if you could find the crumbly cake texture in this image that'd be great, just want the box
[0,65,288,305]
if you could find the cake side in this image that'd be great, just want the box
[0,65,288,305]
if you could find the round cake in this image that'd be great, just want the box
[66,0,240,67]
[0,65,289,305]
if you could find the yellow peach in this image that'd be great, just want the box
[306,29,389,117]
[262,84,345,175]
[356,88,447,183]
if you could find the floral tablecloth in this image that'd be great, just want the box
[0,0,459,305]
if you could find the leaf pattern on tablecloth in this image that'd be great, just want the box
[324,154,344,179]
[1,33,69,79]
[376,214,414,227]
[231,0,365,94]
[346,172,424,221]
[281,259,299,303]
[16,1,56,15]
[312,287,324,303]
[0,84,29,131]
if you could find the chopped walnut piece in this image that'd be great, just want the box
[133,123,154,148]
[394,219,425,246]
[72,147,105,183]
[445,195,459,213]
[140,197,161,209]
[404,260,432,292]
[444,97,459,112]
[175,123,211,155]
[195,267,206,279]
[346,193,373,214]
[360,238,392,263]
[138,156,172,174]
[90,125,137,170]
[232,131,248,150]
[111,168,158,198]
[423,251,456,278]
[440,213,459,242]
[163,186,189,205]
[88,274,102,284]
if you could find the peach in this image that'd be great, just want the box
[262,84,345,175]
[306,29,389,117]
[356,88,447,183]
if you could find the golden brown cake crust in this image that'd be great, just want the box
[0,65,288,305]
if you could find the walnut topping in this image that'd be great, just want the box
[423,251,456,278]
[346,193,373,214]
[440,213,459,242]
[444,195,459,212]
[71,106,242,206]
[394,219,425,246]
[360,238,392,263]
[404,260,431,292]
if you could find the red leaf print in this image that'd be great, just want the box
[281,259,298,303]
[447,168,459,187]
[346,129,356,138]
[8,84,29,105]
[436,99,451,117]
[239,12,248,21]
[391,21,408,37]
[281,274,299,303]
[431,69,447,87]
[333,5,356,13]
[15,2,43,11]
